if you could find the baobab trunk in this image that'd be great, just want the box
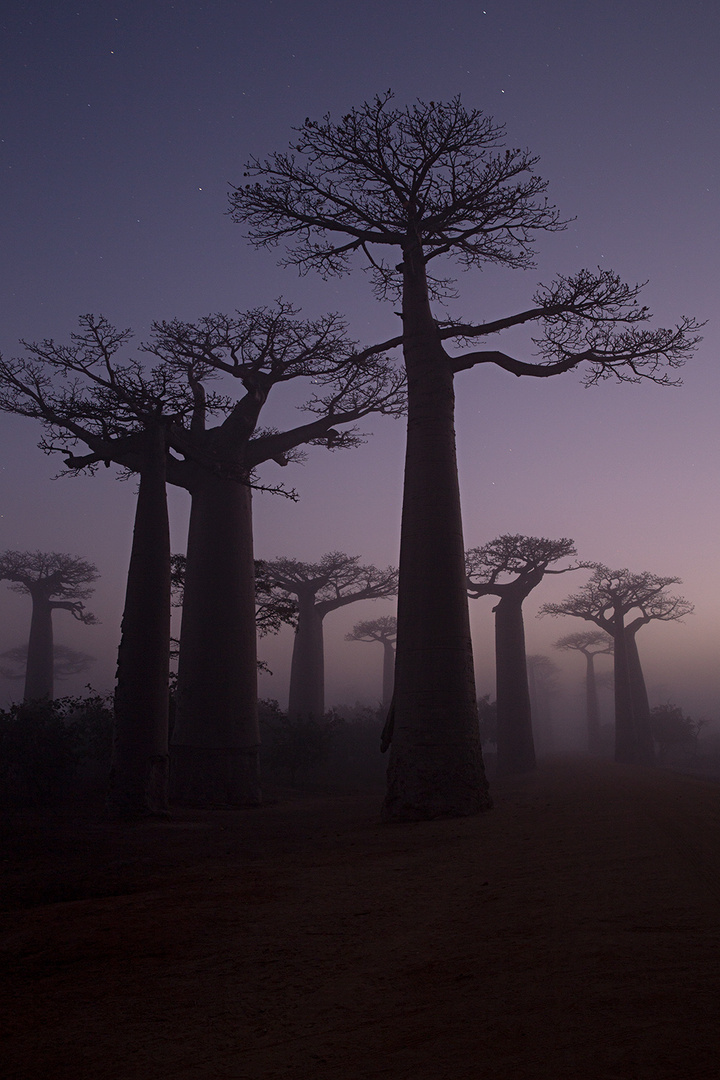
[24,596,54,701]
[494,597,536,774]
[381,639,395,709]
[171,473,260,805]
[625,630,655,765]
[585,652,603,756]
[613,622,639,764]
[383,245,490,820]
[108,426,171,816]
[287,599,325,720]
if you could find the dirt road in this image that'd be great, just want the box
[2,758,720,1079]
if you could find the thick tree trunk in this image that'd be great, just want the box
[585,653,602,755]
[494,597,536,774]
[625,630,655,765]
[383,245,490,820]
[287,598,325,720]
[613,621,639,764]
[381,639,395,709]
[108,427,171,816]
[171,473,260,805]
[24,597,54,702]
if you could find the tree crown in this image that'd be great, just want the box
[346,615,398,643]
[540,564,693,633]
[466,534,579,599]
[264,552,398,614]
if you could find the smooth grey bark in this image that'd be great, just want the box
[108,425,171,816]
[494,597,536,774]
[383,248,489,820]
[171,472,260,805]
[288,597,325,720]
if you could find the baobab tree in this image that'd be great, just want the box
[553,630,613,755]
[541,566,693,765]
[0,318,199,814]
[0,551,98,702]
[346,615,397,707]
[265,554,398,720]
[0,306,403,809]
[466,535,578,774]
[230,92,701,819]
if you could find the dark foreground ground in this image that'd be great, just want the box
[2,757,720,1080]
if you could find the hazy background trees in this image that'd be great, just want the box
[541,566,693,765]
[553,631,614,755]
[264,554,398,721]
[346,616,397,709]
[0,551,98,703]
[466,535,578,774]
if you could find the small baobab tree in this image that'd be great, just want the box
[553,630,613,755]
[466,535,579,774]
[0,551,98,702]
[346,615,397,708]
[231,91,701,819]
[265,554,398,721]
[541,566,693,765]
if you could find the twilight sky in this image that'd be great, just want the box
[1,0,718,726]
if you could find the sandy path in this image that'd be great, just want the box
[2,758,720,1079]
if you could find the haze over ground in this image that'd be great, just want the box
[0,0,717,726]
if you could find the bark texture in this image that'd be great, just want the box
[171,474,260,806]
[108,426,171,816]
[287,599,325,720]
[383,249,489,820]
[494,598,536,774]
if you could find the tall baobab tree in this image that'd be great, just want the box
[346,615,397,707]
[466,535,578,774]
[0,551,98,702]
[0,307,403,809]
[265,554,398,720]
[541,566,693,765]
[553,630,613,755]
[230,92,701,819]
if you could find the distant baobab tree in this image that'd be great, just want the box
[0,643,96,686]
[525,654,561,756]
[265,554,398,721]
[0,305,403,811]
[466,535,579,774]
[0,551,98,702]
[541,566,693,765]
[346,615,397,707]
[231,92,702,820]
[553,630,613,755]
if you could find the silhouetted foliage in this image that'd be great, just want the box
[265,553,398,721]
[0,643,96,683]
[230,90,701,819]
[0,691,113,806]
[649,703,708,764]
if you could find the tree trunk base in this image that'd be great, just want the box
[382,750,491,822]
[106,755,170,818]
[170,746,261,806]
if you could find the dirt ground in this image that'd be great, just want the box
[2,757,720,1080]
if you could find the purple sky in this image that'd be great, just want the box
[1,0,718,724]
